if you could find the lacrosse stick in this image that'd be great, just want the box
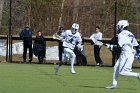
[53,33,61,40]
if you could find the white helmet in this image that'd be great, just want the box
[71,23,79,34]
[117,20,129,33]
[72,23,79,30]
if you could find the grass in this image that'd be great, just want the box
[0,63,140,93]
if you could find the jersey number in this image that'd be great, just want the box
[69,38,74,44]
[128,34,134,43]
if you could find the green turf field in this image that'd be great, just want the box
[0,63,139,93]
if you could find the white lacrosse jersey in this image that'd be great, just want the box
[90,32,102,40]
[62,30,82,50]
[118,30,138,54]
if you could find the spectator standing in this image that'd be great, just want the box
[33,31,46,64]
[109,34,121,67]
[19,25,32,63]
[74,29,87,66]
[57,26,64,62]
[90,26,103,66]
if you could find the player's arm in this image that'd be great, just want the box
[19,30,25,39]
[106,44,121,51]
[98,32,102,40]
[76,34,83,51]
[89,34,95,45]
[133,37,140,60]
[89,33,94,40]
[89,33,103,46]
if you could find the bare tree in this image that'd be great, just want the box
[72,0,80,22]
[58,0,65,26]
[0,0,4,27]
[28,0,31,26]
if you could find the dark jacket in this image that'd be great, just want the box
[33,36,46,57]
[20,28,32,44]
[109,36,121,52]
[110,36,118,45]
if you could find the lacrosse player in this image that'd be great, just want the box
[106,20,140,89]
[54,23,82,75]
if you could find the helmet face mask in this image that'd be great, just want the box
[117,25,123,33]
[71,28,77,34]
[116,20,129,33]
[71,23,79,34]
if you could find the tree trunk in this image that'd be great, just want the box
[0,0,4,27]
[28,0,31,26]
[72,0,80,22]
[58,0,65,26]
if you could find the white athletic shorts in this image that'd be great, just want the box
[62,48,76,63]
[115,53,134,72]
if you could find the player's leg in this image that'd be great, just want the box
[138,73,140,81]
[54,48,67,75]
[119,54,139,77]
[113,60,119,85]
[69,50,76,74]
[54,61,63,75]
[54,57,64,75]
[106,59,119,89]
